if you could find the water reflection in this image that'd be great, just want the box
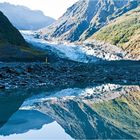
[0,110,53,136]
[0,84,140,139]
[0,92,27,129]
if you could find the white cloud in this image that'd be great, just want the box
[0,0,78,19]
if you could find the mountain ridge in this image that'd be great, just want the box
[90,6,140,60]
[0,2,55,30]
[0,11,47,62]
[38,0,140,42]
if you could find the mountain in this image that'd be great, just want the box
[81,0,140,40]
[0,11,47,62]
[38,0,140,42]
[90,6,140,60]
[0,2,55,30]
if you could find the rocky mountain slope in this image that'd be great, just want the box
[90,7,140,60]
[0,11,47,62]
[38,0,140,42]
[81,0,140,40]
[0,2,55,30]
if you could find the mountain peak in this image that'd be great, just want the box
[39,0,140,42]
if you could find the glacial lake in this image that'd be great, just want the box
[0,84,140,139]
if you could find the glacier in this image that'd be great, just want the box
[21,30,126,63]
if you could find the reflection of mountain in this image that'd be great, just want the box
[35,99,133,139]
[0,89,54,136]
[0,93,27,129]
[0,110,53,136]
[92,90,140,139]
[0,85,139,139]
[33,86,140,139]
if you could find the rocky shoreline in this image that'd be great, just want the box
[0,60,140,90]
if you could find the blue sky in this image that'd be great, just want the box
[0,0,78,19]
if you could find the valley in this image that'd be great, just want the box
[0,31,139,90]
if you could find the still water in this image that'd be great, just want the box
[0,84,140,139]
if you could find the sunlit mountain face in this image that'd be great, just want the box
[38,0,140,42]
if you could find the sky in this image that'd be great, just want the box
[0,0,78,19]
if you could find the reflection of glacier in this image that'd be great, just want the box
[21,84,140,108]
[21,31,125,63]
